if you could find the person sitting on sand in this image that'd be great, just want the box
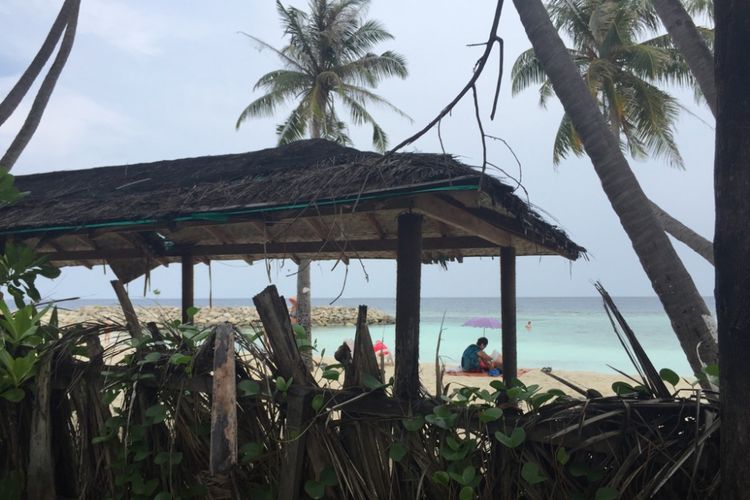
[461,337,502,372]
[373,339,393,364]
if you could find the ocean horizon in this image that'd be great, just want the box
[57,296,711,376]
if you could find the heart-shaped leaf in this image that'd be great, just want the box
[238,380,260,397]
[479,407,502,423]
[432,470,449,486]
[304,480,325,499]
[595,486,619,500]
[459,486,474,500]
[494,427,525,448]
[389,441,408,462]
[402,416,424,432]
[521,462,547,485]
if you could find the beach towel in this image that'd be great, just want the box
[445,368,531,377]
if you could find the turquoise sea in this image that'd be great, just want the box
[65,296,710,375]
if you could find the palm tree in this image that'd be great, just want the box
[511,0,697,168]
[236,0,409,151]
[650,0,716,116]
[510,0,718,377]
[237,0,409,363]
[714,0,750,492]
[0,0,80,172]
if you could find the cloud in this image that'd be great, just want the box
[78,0,167,56]
[0,83,134,173]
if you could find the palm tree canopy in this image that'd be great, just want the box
[237,0,410,152]
[511,0,707,167]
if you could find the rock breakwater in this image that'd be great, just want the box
[53,305,394,328]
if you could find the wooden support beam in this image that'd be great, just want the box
[202,226,253,265]
[111,280,142,339]
[366,214,387,239]
[210,324,237,474]
[181,254,194,324]
[38,236,497,262]
[394,213,422,400]
[304,217,329,241]
[414,195,512,247]
[501,247,517,386]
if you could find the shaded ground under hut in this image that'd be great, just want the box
[0,139,585,393]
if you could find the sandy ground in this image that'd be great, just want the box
[318,358,694,397]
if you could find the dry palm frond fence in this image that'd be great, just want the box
[0,285,719,499]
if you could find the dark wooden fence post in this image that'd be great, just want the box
[181,253,194,324]
[277,391,313,500]
[210,324,237,475]
[501,247,517,386]
[394,213,422,400]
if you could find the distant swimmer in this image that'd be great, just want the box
[525,321,533,331]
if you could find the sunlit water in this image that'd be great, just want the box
[64,296,711,375]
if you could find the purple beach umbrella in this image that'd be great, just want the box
[462,317,502,329]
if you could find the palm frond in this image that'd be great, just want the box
[341,83,412,121]
[338,51,408,87]
[253,69,312,94]
[276,1,319,71]
[236,90,290,129]
[511,48,547,96]
[276,100,310,145]
[340,19,393,58]
[338,93,387,151]
[552,113,585,165]
[621,74,684,167]
[238,32,307,73]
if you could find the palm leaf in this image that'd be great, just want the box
[552,114,584,165]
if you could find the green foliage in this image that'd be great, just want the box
[512,0,703,167]
[0,243,60,308]
[388,441,408,462]
[659,367,680,387]
[236,0,410,151]
[521,462,548,485]
[494,427,526,449]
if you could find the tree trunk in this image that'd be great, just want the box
[650,200,714,265]
[0,0,80,172]
[650,0,717,117]
[714,0,750,496]
[512,0,718,376]
[0,0,71,127]
[296,258,312,369]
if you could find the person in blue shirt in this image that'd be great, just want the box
[461,337,503,373]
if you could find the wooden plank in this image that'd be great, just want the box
[277,392,312,500]
[501,247,517,385]
[110,279,142,339]
[210,324,237,474]
[26,355,55,500]
[37,236,498,262]
[181,253,194,324]
[366,214,387,239]
[394,213,422,400]
[253,285,317,386]
[414,195,512,247]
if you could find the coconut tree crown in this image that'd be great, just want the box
[512,0,709,167]
[237,0,409,151]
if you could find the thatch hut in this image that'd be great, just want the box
[0,139,584,393]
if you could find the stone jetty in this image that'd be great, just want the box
[53,305,394,328]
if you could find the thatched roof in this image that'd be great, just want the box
[0,139,584,281]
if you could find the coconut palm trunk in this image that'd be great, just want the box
[0,0,80,172]
[714,0,750,494]
[650,201,714,265]
[650,0,717,116]
[512,0,718,375]
[0,0,72,127]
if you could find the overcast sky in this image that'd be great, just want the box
[0,1,716,300]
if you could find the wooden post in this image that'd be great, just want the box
[27,355,55,500]
[111,280,142,339]
[278,391,313,500]
[501,247,517,386]
[394,213,422,400]
[210,324,237,474]
[181,253,194,324]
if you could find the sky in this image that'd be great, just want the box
[0,1,716,301]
